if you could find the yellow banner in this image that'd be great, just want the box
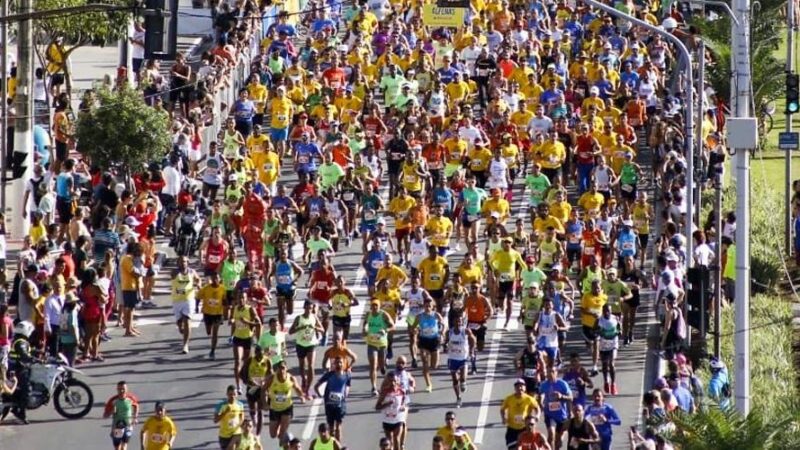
[422,5,466,27]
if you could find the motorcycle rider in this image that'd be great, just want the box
[2,320,36,424]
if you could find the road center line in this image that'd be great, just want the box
[301,397,323,439]
[474,332,502,444]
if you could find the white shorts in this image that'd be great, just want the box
[187,148,202,163]
[173,300,194,321]
[0,344,8,371]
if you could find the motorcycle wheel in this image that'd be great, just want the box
[53,379,94,419]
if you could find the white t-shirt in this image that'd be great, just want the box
[693,243,715,267]
[132,29,146,60]
[161,166,182,196]
[527,116,554,137]
[458,126,482,148]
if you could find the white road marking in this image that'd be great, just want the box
[301,398,323,439]
[474,332,503,444]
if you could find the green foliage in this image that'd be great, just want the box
[679,294,800,448]
[33,0,131,49]
[665,405,795,450]
[75,86,171,176]
[692,0,786,110]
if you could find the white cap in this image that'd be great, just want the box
[590,86,600,94]
[124,216,141,227]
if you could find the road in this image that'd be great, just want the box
[0,160,659,449]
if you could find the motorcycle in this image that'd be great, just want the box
[172,206,204,257]
[1,355,94,420]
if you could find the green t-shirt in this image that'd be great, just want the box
[525,174,551,205]
[602,279,631,313]
[521,266,548,289]
[221,260,245,291]
[461,187,487,215]
[620,163,638,185]
[112,396,136,427]
[307,237,333,259]
[257,330,286,365]
[319,162,345,190]
[379,75,406,106]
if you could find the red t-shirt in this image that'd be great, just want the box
[309,268,335,303]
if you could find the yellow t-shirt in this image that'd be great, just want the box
[502,393,540,430]
[538,141,566,169]
[424,216,453,248]
[120,255,139,291]
[376,264,408,290]
[198,283,226,316]
[490,249,526,280]
[246,133,269,153]
[581,292,607,327]
[389,195,416,230]
[216,401,245,438]
[251,150,281,185]
[141,416,177,450]
[467,147,493,172]
[458,263,483,286]
[247,83,268,114]
[269,97,293,129]
[376,289,402,319]
[418,256,449,291]
[481,197,510,224]
[578,192,605,213]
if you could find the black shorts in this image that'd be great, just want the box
[203,182,221,194]
[246,386,263,404]
[639,233,649,252]
[55,140,68,162]
[276,287,295,300]
[203,314,223,327]
[567,247,581,263]
[417,336,439,352]
[600,349,616,363]
[332,315,351,329]
[582,325,598,341]
[498,280,515,297]
[160,193,177,214]
[269,406,293,422]
[122,290,140,309]
[524,378,540,395]
[468,323,486,345]
[382,422,403,434]
[56,196,73,224]
[296,344,315,359]
[224,290,236,308]
[620,184,637,201]
[505,427,523,448]
[232,336,252,349]
[51,72,65,86]
[324,404,346,424]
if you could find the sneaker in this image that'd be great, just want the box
[371,387,378,397]
[604,382,610,394]
[411,358,418,369]
[100,332,111,342]
[456,397,462,408]
[209,350,215,360]
[611,383,619,395]
[346,236,352,247]
[380,366,386,376]
[181,345,189,354]
[590,367,599,377]
[236,387,242,396]
[460,382,466,393]
[426,384,433,393]
[387,348,394,361]
[623,337,630,347]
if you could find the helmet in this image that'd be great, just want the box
[710,357,726,371]
[14,320,35,338]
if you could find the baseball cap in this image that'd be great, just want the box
[124,216,141,227]
[590,86,600,95]
[514,378,526,386]
[228,174,238,182]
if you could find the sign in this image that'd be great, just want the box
[779,131,799,150]
[422,5,466,27]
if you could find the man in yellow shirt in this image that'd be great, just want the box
[388,187,417,261]
[418,244,450,310]
[269,86,294,158]
[446,72,471,104]
[120,244,144,337]
[500,379,540,447]
[490,238,527,328]
[581,279,607,373]
[537,134,566,182]
[424,205,454,253]
[214,385,245,449]
[532,203,565,238]
[249,132,281,194]
[247,76,268,125]
[582,86,605,112]
[198,272,226,359]
[140,402,177,450]
[577,182,606,218]
[481,188,510,229]
[376,254,409,291]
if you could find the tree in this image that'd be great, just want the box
[33,0,132,95]
[75,86,171,180]
[692,0,785,137]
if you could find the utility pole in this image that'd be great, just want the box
[713,171,722,358]
[10,0,33,238]
[697,39,705,229]
[787,0,795,256]
[732,0,752,416]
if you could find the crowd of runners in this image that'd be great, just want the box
[0,0,736,448]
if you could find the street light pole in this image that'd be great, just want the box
[732,0,752,416]
[582,0,695,271]
[786,0,795,256]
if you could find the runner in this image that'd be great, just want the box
[410,297,446,393]
[539,366,573,450]
[444,314,475,407]
[139,402,177,450]
[265,360,307,440]
[500,378,540,449]
[214,385,245,450]
[231,293,261,395]
[288,300,324,396]
[171,256,201,354]
[464,281,493,374]
[258,317,288,368]
[198,272,226,359]
[375,371,408,450]
[314,356,351,442]
[308,423,343,450]
[533,297,569,368]
[239,345,271,435]
[329,275,358,340]
[363,299,395,395]
[584,389,622,450]
[103,381,139,450]
[270,250,304,329]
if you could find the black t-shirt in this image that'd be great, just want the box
[95,186,119,211]
[474,57,497,79]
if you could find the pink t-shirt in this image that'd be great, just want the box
[0,316,13,346]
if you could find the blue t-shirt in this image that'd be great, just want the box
[318,371,351,407]
[295,142,321,172]
[233,99,255,122]
[311,18,336,34]
[431,188,454,214]
[539,379,572,421]
[584,403,622,437]
[56,172,73,199]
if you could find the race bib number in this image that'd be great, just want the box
[277,114,287,122]
[499,273,513,282]
[263,163,274,172]
[364,209,376,220]
[404,174,417,183]
[525,310,537,320]
[112,428,126,439]
[207,298,220,307]
[150,433,164,443]
[277,275,292,285]
[621,184,634,192]
[523,368,537,378]
[208,254,221,264]
[467,214,479,222]
[275,393,288,403]
[328,392,344,402]
[298,155,310,164]
[549,401,561,412]
[468,322,482,330]
[343,192,355,201]
[583,246,595,256]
